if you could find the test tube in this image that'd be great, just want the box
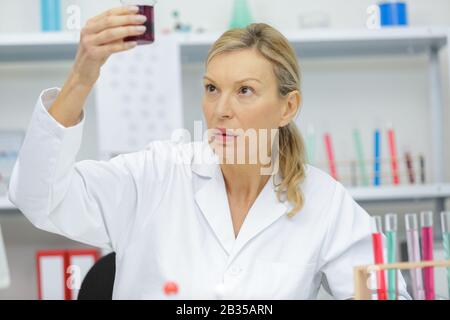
[353,129,369,186]
[387,127,399,185]
[404,152,415,184]
[441,211,450,299]
[420,211,435,300]
[405,213,425,300]
[371,216,387,300]
[419,154,426,184]
[373,130,381,186]
[324,133,338,180]
[385,213,397,300]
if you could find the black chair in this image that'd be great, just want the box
[78,252,116,300]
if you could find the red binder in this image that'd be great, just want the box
[36,249,100,300]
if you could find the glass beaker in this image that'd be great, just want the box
[120,0,157,45]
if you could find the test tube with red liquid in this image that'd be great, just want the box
[121,0,156,45]
[371,216,387,300]
[420,211,435,300]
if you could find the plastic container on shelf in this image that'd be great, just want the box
[378,1,408,27]
[40,0,62,32]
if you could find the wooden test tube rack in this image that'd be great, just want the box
[353,260,450,300]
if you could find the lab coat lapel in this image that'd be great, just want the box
[194,170,236,255]
[192,142,235,255]
[227,175,289,265]
[191,141,290,262]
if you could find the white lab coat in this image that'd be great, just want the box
[9,88,410,300]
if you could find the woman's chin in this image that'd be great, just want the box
[210,142,238,163]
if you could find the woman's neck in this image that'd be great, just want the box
[220,163,271,201]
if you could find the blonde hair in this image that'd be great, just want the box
[205,23,307,217]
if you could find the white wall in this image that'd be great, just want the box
[0,0,449,299]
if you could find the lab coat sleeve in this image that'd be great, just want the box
[8,88,142,251]
[318,182,411,300]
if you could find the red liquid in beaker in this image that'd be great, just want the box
[125,5,154,45]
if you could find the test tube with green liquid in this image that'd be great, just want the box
[385,213,398,300]
[441,211,450,299]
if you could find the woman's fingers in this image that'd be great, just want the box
[91,25,146,46]
[97,39,138,56]
[85,13,147,35]
[73,6,143,86]
[89,5,139,24]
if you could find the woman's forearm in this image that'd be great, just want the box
[47,70,93,128]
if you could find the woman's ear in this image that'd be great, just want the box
[279,90,301,127]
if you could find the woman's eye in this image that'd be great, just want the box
[239,86,254,96]
[205,84,216,93]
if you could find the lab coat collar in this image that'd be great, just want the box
[190,141,219,178]
[192,141,289,263]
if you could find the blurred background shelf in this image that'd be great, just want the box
[0,32,79,62]
[349,183,450,202]
[0,27,448,62]
[178,27,450,62]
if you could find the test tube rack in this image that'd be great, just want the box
[353,259,450,300]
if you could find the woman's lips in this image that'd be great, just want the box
[214,133,237,142]
[213,128,238,143]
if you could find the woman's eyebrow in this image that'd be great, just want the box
[203,75,262,84]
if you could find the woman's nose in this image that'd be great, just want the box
[214,95,234,119]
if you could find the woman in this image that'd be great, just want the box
[9,6,409,299]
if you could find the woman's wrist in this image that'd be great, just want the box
[47,71,93,127]
[66,68,96,93]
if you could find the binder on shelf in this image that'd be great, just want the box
[36,249,99,300]
[36,250,67,300]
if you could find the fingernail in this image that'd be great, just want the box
[126,41,138,48]
[128,5,139,12]
[135,25,146,32]
[134,15,147,22]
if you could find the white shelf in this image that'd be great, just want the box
[0,27,448,62]
[1,184,450,210]
[349,183,450,202]
[0,32,80,62]
[177,27,449,62]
